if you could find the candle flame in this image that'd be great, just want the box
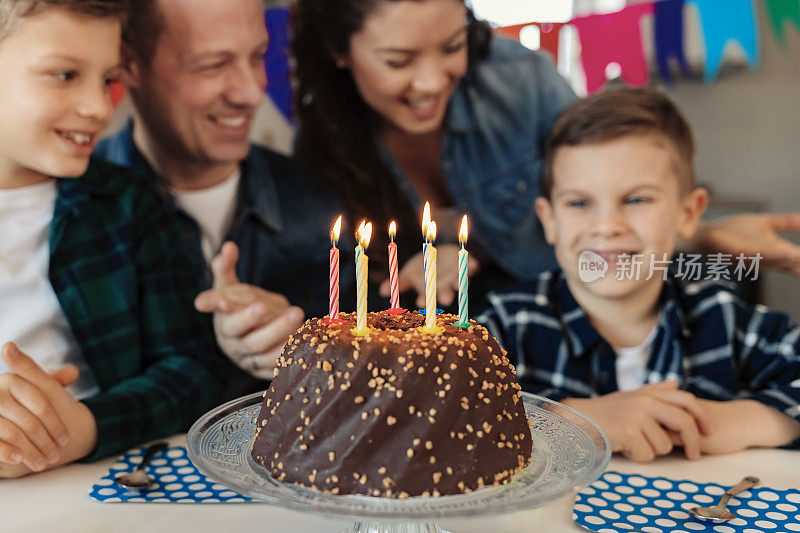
[331,215,342,244]
[422,202,431,237]
[458,215,468,245]
[358,221,373,248]
[426,221,437,243]
[355,220,365,243]
[389,221,397,239]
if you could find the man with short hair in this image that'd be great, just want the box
[96,0,351,393]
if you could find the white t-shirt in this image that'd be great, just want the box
[615,326,659,391]
[0,181,100,399]
[172,171,241,266]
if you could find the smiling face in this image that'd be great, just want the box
[0,8,121,188]
[124,0,268,175]
[536,134,708,301]
[343,0,468,136]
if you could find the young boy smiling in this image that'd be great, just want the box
[478,88,800,462]
[0,0,224,477]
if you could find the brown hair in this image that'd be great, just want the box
[292,0,491,274]
[120,0,164,64]
[0,0,128,44]
[542,87,695,199]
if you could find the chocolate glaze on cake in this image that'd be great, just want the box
[251,311,532,498]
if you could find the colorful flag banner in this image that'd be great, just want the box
[569,3,655,93]
[763,0,800,45]
[654,0,693,82]
[687,0,760,82]
[494,22,566,63]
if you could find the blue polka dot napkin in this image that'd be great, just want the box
[89,445,251,503]
[573,471,800,533]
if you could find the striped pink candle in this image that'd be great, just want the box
[329,215,342,320]
[388,221,399,309]
[330,247,339,319]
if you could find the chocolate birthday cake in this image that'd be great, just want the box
[251,311,532,498]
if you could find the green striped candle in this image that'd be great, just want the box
[455,215,470,328]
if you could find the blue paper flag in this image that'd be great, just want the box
[654,0,693,82]
[687,0,760,82]
[265,7,293,123]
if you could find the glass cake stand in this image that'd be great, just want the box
[186,391,610,533]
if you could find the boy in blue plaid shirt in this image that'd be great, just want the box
[478,88,800,462]
[0,0,226,477]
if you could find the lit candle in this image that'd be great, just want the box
[327,215,343,322]
[421,201,431,276]
[353,220,372,334]
[453,215,470,328]
[387,221,402,312]
[420,221,443,334]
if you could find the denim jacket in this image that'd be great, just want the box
[95,123,355,321]
[384,36,576,281]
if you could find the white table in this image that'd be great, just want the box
[2,435,798,533]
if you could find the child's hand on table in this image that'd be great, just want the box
[563,381,711,462]
[676,398,800,455]
[0,343,97,478]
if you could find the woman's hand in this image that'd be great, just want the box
[694,213,800,276]
[379,245,480,308]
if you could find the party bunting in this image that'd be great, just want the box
[265,7,293,122]
[569,3,655,93]
[494,22,565,63]
[686,0,760,82]
[763,0,800,45]
[654,0,693,82]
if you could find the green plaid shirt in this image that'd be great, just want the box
[50,157,226,461]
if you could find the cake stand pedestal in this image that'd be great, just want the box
[345,523,444,533]
[186,392,610,533]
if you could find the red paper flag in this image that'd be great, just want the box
[110,80,126,107]
[569,3,655,93]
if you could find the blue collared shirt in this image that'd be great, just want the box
[95,121,354,322]
[476,270,800,439]
[381,36,577,281]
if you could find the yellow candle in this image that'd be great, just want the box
[422,201,431,275]
[353,221,372,334]
[423,221,440,332]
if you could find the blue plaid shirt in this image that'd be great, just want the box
[476,270,800,431]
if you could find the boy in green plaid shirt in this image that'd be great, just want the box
[0,0,226,477]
